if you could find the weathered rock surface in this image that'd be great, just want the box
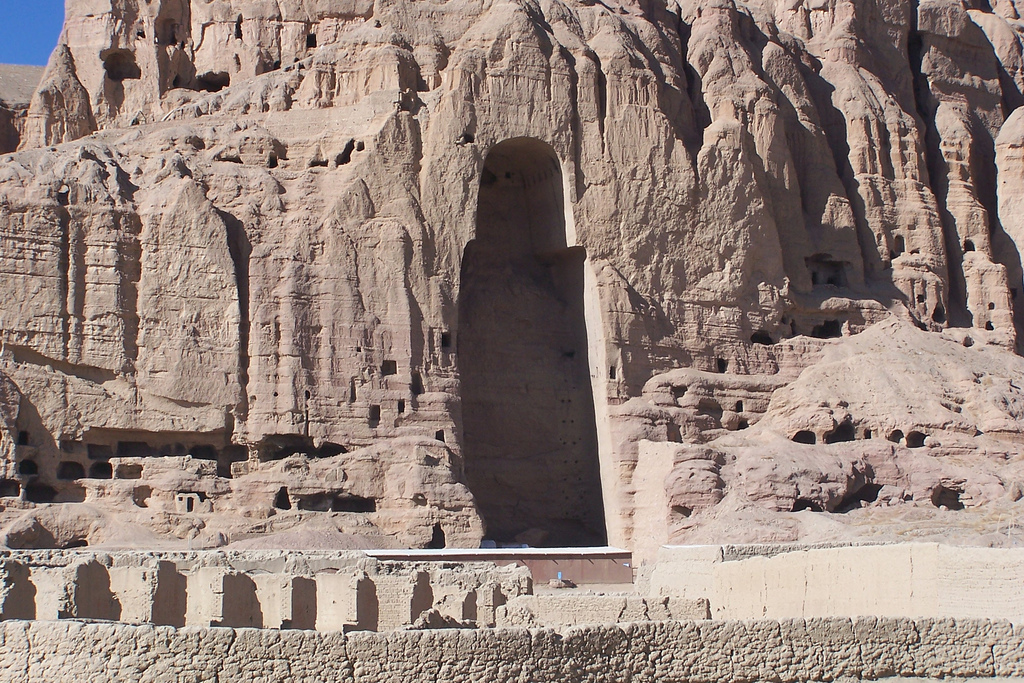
[3,616,1024,682]
[0,0,1024,552]
[0,65,44,154]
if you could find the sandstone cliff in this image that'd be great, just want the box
[0,65,45,153]
[0,0,1023,554]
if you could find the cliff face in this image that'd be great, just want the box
[0,65,45,153]
[0,0,1023,553]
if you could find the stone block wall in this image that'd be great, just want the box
[2,617,1023,682]
[645,542,1024,622]
[0,550,530,632]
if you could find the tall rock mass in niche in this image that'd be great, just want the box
[0,0,1021,556]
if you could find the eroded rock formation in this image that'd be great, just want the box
[0,0,1023,553]
[0,65,45,153]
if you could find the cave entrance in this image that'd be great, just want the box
[458,137,606,547]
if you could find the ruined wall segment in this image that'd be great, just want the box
[2,616,1024,682]
[647,543,1024,622]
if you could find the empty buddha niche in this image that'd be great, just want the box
[458,137,606,547]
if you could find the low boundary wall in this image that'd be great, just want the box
[2,617,1024,682]
[367,547,634,584]
[0,550,532,631]
[646,543,1024,622]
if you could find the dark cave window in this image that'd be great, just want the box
[672,505,692,519]
[427,523,446,549]
[337,139,355,166]
[333,495,376,513]
[103,50,141,81]
[88,462,113,480]
[792,430,816,445]
[835,483,883,513]
[905,431,926,448]
[115,464,143,480]
[196,71,230,92]
[189,445,217,461]
[806,254,848,287]
[57,461,85,481]
[88,444,113,460]
[25,484,57,504]
[932,486,964,510]
[811,320,843,339]
[824,421,856,444]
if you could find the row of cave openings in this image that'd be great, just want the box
[220,139,366,170]
[787,481,965,515]
[6,434,185,505]
[103,17,327,95]
[5,431,113,503]
[0,464,150,511]
[268,487,448,549]
[7,430,449,530]
[670,477,965,521]
[785,422,967,510]
[11,427,446,487]
[745,317,844,348]
[734,238,1003,346]
[690,319,845,380]
[791,423,929,449]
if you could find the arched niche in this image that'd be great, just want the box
[457,137,606,547]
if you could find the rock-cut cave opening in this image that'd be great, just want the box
[458,137,606,548]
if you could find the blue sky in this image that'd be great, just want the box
[0,1,65,66]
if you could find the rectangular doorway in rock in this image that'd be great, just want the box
[458,137,606,547]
